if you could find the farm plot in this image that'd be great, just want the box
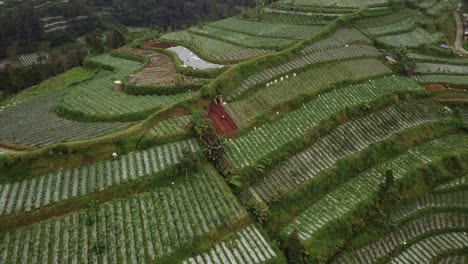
[390,232,468,264]
[280,0,388,8]
[0,91,131,147]
[415,63,468,74]
[426,0,449,16]
[182,226,277,264]
[408,53,468,65]
[281,134,468,241]
[376,28,442,48]
[117,47,200,86]
[188,26,295,50]
[434,175,468,192]
[250,8,341,25]
[160,31,270,61]
[0,167,246,263]
[226,76,423,169]
[226,44,380,101]
[225,59,392,127]
[0,139,199,216]
[359,18,416,36]
[390,189,468,222]
[332,213,468,264]
[437,255,467,264]
[352,8,420,28]
[150,115,192,138]
[58,55,190,121]
[249,100,449,203]
[417,0,438,9]
[209,17,323,40]
[301,28,371,53]
[413,75,468,86]
[412,74,468,86]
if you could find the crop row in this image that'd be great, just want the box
[0,167,245,263]
[0,139,199,215]
[281,0,388,8]
[282,134,468,241]
[59,67,189,120]
[0,91,131,147]
[0,52,48,70]
[301,28,371,53]
[226,76,421,169]
[434,175,467,192]
[376,28,442,48]
[209,17,323,40]
[426,0,449,16]
[412,74,468,86]
[360,18,416,36]
[226,44,380,101]
[390,189,468,222]
[225,58,392,126]
[332,213,468,264]
[390,232,468,264]
[257,8,341,25]
[415,63,468,74]
[150,115,192,138]
[437,255,467,264]
[408,53,468,65]
[160,31,270,61]
[182,226,277,264]
[249,100,449,203]
[188,26,295,49]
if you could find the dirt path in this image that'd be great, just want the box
[453,12,468,56]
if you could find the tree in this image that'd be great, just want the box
[284,230,305,264]
[392,47,416,77]
[255,0,265,20]
[178,148,198,179]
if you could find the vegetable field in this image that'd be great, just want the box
[58,55,190,121]
[209,17,323,40]
[390,232,468,264]
[226,76,422,169]
[150,116,192,138]
[182,226,277,264]
[0,167,246,263]
[161,31,270,61]
[415,63,468,74]
[333,213,468,264]
[301,28,371,53]
[408,53,468,65]
[0,139,199,215]
[376,28,442,48]
[225,58,392,126]
[413,75,468,86]
[360,18,416,36]
[280,0,389,8]
[0,91,131,147]
[249,100,449,202]
[282,135,468,241]
[226,44,380,101]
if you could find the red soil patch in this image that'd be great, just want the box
[144,40,176,49]
[207,101,238,136]
[425,84,446,91]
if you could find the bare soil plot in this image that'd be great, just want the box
[117,47,200,86]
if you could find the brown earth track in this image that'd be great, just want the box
[117,47,199,86]
[207,101,238,136]
[144,40,176,49]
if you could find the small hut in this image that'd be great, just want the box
[113,80,123,91]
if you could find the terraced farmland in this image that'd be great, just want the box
[0,91,131,147]
[226,76,422,169]
[58,55,190,121]
[282,134,468,241]
[408,53,468,65]
[415,63,468,74]
[209,17,323,40]
[0,167,246,263]
[280,0,389,8]
[390,232,468,264]
[160,31,270,61]
[413,75,468,86]
[376,28,442,48]
[225,58,392,126]
[332,213,468,263]
[359,18,416,36]
[182,226,277,264]
[117,47,200,86]
[301,28,371,53]
[0,139,199,215]
[390,189,468,222]
[150,115,192,138]
[226,44,380,101]
[249,100,449,202]
[434,175,468,192]
[188,26,295,50]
